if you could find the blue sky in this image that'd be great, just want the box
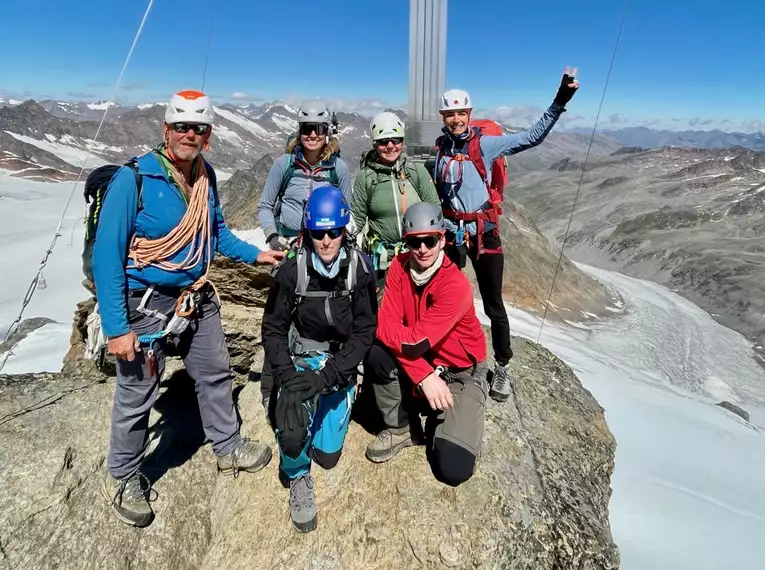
[1,0,763,132]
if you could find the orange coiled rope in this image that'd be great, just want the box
[128,154,213,291]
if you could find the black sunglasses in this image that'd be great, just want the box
[405,235,440,249]
[171,123,210,135]
[299,123,329,136]
[376,137,404,147]
[309,228,343,240]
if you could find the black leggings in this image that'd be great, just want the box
[445,231,512,365]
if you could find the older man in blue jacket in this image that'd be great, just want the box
[93,90,283,528]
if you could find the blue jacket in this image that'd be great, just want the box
[92,152,262,337]
[434,102,564,234]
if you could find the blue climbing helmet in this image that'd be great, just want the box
[303,186,350,230]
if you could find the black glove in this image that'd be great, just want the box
[282,369,325,399]
[553,71,579,107]
[274,389,309,458]
[267,233,290,251]
[319,357,348,388]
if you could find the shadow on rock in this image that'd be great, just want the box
[142,369,207,484]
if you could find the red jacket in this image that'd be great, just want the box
[376,252,487,384]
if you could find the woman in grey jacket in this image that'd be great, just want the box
[258,99,353,250]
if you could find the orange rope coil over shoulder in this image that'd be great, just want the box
[128,155,213,293]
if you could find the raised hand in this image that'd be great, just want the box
[554,66,580,107]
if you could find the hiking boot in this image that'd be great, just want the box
[289,474,317,532]
[365,427,418,463]
[217,437,272,478]
[490,363,512,402]
[101,470,154,528]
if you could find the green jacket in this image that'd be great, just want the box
[351,150,440,247]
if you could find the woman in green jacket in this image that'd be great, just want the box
[351,111,440,299]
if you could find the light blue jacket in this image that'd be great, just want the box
[257,149,352,240]
[92,152,261,337]
[434,102,565,234]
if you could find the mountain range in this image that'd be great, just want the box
[508,144,765,369]
[0,97,624,183]
[576,126,765,153]
[4,96,765,344]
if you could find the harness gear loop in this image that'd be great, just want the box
[443,202,502,257]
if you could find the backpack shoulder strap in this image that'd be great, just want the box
[329,165,339,186]
[467,131,489,185]
[404,162,422,194]
[347,249,358,292]
[125,160,144,210]
[295,247,309,300]
[433,134,450,181]
[277,155,295,198]
[273,155,295,219]
[364,167,379,212]
[203,160,218,192]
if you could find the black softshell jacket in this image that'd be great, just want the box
[261,247,378,387]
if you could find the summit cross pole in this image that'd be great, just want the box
[405,0,447,165]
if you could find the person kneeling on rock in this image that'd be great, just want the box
[261,186,377,532]
[365,202,489,486]
[92,90,283,528]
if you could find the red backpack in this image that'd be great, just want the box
[465,119,507,211]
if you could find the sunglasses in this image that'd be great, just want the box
[309,228,343,240]
[171,123,210,135]
[376,137,404,147]
[299,123,329,136]
[405,235,440,249]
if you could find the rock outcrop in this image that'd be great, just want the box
[0,260,620,570]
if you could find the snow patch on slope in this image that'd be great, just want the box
[86,101,117,111]
[4,131,109,168]
[213,107,272,140]
[270,113,297,134]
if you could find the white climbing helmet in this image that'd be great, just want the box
[370,111,405,141]
[297,99,331,124]
[439,88,473,112]
[164,90,215,125]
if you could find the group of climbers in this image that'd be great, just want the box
[90,67,578,531]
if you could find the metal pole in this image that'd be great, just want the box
[406,0,447,161]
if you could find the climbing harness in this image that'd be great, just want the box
[436,134,504,258]
[365,235,405,272]
[536,0,631,343]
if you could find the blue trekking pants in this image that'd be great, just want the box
[276,383,356,480]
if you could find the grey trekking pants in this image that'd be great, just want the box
[107,287,240,480]
[365,342,488,486]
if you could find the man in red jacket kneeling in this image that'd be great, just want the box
[364,202,489,486]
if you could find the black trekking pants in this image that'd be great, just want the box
[445,231,512,365]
